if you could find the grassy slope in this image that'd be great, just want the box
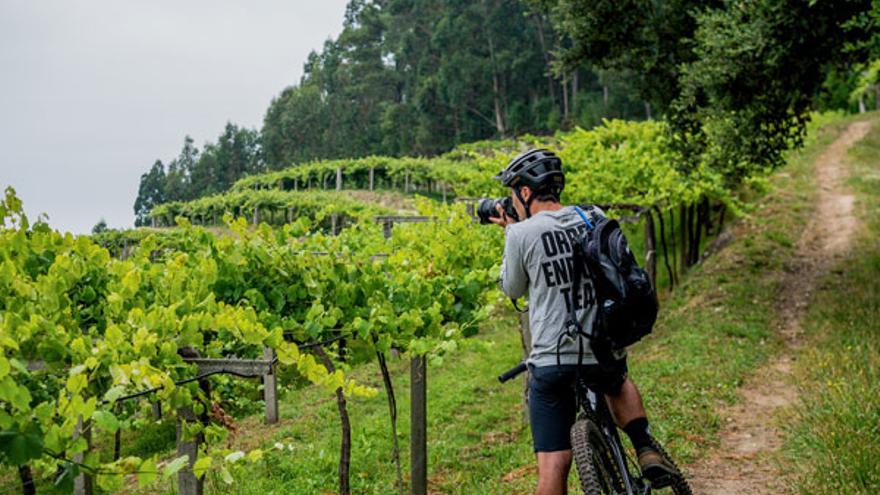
[782,119,880,494]
[160,114,871,495]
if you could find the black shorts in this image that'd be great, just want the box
[528,360,628,452]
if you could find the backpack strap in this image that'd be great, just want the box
[566,206,598,368]
[573,205,595,230]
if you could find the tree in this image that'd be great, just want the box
[133,160,167,227]
[539,0,874,268]
[91,218,108,234]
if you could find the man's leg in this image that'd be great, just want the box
[536,450,572,495]
[604,377,679,485]
[605,377,646,427]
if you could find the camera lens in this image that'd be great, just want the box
[476,197,519,224]
[477,198,500,224]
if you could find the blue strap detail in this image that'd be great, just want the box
[573,206,594,230]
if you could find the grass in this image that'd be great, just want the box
[782,118,880,494]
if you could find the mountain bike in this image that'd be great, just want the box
[498,362,693,495]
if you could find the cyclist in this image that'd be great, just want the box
[490,149,679,494]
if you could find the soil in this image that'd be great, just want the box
[685,120,872,494]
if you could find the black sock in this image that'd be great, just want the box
[623,417,653,451]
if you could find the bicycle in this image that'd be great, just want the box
[498,362,693,495]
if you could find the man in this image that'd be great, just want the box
[490,148,678,494]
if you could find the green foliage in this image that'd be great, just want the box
[0,184,503,491]
[543,0,874,191]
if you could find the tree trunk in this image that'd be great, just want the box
[534,15,556,102]
[314,346,351,495]
[668,208,678,284]
[603,85,609,108]
[679,204,688,273]
[645,102,652,120]
[562,74,570,120]
[19,465,35,495]
[571,70,578,115]
[493,72,507,136]
[687,203,697,265]
[643,209,657,290]
[375,344,405,495]
[716,203,727,236]
[654,206,675,289]
[486,34,507,136]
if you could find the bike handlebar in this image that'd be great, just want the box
[498,362,528,383]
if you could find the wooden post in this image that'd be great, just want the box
[405,170,411,193]
[518,312,531,426]
[253,207,260,225]
[151,401,162,420]
[331,214,339,235]
[369,167,375,191]
[410,355,427,495]
[294,177,298,191]
[336,167,342,191]
[383,221,393,239]
[73,416,93,495]
[150,216,156,228]
[644,209,657,291]
[263,346,279,424]
[442,183,447,203]
[176,407,203,495]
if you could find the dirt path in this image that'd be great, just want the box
[685,120,872,494]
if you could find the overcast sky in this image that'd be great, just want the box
[0,0,349,234]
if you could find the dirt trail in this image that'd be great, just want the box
[686,120,872,494]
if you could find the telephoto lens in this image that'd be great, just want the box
[476,197,519,224]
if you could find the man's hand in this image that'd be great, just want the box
[488,203,517,228]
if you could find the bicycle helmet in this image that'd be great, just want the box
[493,148,565,218]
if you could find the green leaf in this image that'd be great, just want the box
[0,425,43,465]
[192,455,212,478]
[162,455,190,479]
[138,457,158,487]
[66,373,88,394]
[219,466,234,484]
[92,410,120,433]
[0,356,9,379]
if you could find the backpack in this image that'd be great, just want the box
[567,205,658,353]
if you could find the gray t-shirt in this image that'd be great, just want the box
[500,205,626,367]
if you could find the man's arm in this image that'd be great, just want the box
[500,225,528,299]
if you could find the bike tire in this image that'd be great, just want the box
[648,440,694,495]
[571,418,626,495]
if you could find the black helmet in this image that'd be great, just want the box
[493,148,565,193]
[493,148,565,219]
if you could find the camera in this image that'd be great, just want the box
[477,196,519,224]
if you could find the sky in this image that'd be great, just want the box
[0,0,349,234]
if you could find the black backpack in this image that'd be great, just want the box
[567,205,658,353]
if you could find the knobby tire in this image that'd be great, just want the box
[571,418,625,495]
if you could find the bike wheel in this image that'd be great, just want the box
[571,418,626,495]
